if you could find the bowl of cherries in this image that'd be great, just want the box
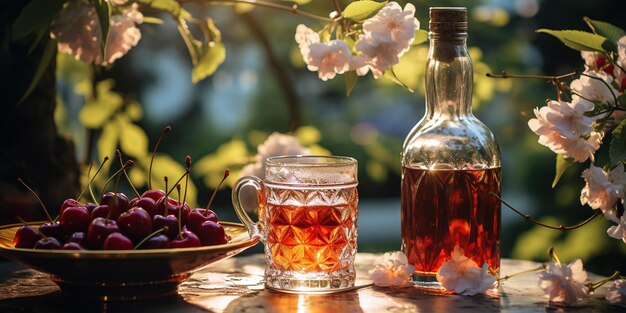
[0,128,260,301]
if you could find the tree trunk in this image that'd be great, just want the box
[0,1,80,224]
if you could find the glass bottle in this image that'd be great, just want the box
[400,7,501,289]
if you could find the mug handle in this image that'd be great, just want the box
[232,176,264,239]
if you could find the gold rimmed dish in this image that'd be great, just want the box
[0,221,260,301]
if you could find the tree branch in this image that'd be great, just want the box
[179,0,334,22]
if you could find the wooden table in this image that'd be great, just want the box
[0,253,622,312]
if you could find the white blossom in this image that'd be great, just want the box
[368,251,415,287]
[527,100,600,162]
[305,40,353,81]
[607,214,626,243]
[239,133,310,179]
[606,279,626,307]
[353,36,403,79]
[570,71,619,108]
[580,163,626,222]
[362,2,419,54]
[537,259,588,306]
[50,2,143,66]
[436,246,496,296]
[615,36,626,92]
[294,24,320,64]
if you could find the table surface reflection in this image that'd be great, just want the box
[0,253,622,313]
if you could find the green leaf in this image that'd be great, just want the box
[143,16,165,24]
[552,154,573,188]
[94,0,111,58]
[294,126,321,145]
[79,80,123,128]
[192,43,226,83]
[610,119,626,166]
[19,39,56,103]
[118,117,149,158]
[536,29,608,52]
[138,0,190,19]
[12,0,64,40]
[412,29,428,46]
[345,71,358,96]
[98,121,120,162]
[343,1,387,21]
[384,67,414,93]
[583,17,625,52]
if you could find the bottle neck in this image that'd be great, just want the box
[425,34,473,119]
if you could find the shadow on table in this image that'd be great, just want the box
[0,291,214,313]
[221,289,364,313]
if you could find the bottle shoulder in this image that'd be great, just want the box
[402,115,501,169]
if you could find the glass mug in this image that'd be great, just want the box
[232,155,358,292]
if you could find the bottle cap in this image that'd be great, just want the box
[429,7,467,33]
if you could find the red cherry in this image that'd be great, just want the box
[152,215,179,239]
[84,203,98,214]
[90,204,111,220]
[156,197,190,225]
[141,189,166,202]
[134,197,159,217]
[39,222,64,242]
[99,192,130,219]
[118,207,153,242]
[197,221,229,246]
[170,229,201,248]
[59,198,82,215]
[62,242,85,250]
[66,232,86,245]
[34,237,61,249]
[103,232,133,250]
[187,209,218,234]
[13,226,42,248]
[59,206,90,234]
[86,218,119,249]
[137,234,170,249]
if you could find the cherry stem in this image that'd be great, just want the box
[17,178,53,223]
[181,156,191,216]
[586,271,621,292]
[549,247,561,265]
[89,157,110,203]
[205,169,230,216]
[133,227,166,250]
[166,170,190,196]
[117,150,140,198]
[497,265,544,282]
[489,192,602,231]
[149,126,171,190]
[176,184,183,240]
[16,216,49,240]
[163,176,169,216]
[100,160,134,198]
[76,162,94,201]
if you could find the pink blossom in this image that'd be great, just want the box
[436,246,496,296]
[580,163,626,222]
[294,24,320,64]
[239,133,310,180]
[615,36,626,92]
[606,279,626,307]
[527,100,600,162]
[305,40,353,81]
[369,251,415,287]
[354,36,402,79]
[362,2,419,54]
[607,214,626,243]
[103,3,143,66]
[570,71,619,108]
[537,259,588,306]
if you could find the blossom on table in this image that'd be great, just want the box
[50,1,143,66]
[435,246,496,296]
[580,163,626,222]
[527,99,600,162]
[537,259,588,306]
[606,279,626,307]
[239,133,310,179]
[607,214,626,243]
[368,251,415,287]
